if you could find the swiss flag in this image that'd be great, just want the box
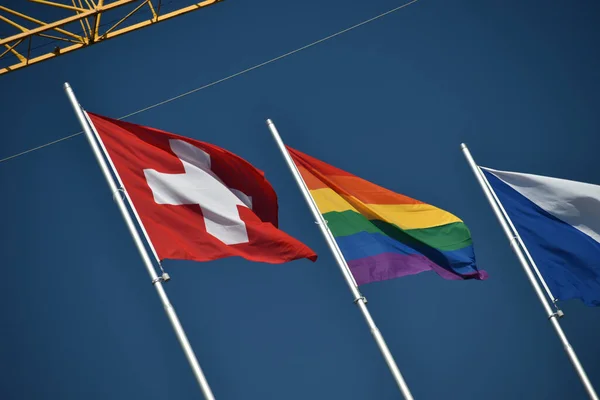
[87,112,317,264]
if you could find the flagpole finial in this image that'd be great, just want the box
[266,118,274,126]
[63,82,71,90]
[460,143,468,150]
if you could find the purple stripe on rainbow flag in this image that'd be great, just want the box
[348,253,487,285]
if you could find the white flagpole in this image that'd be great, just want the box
[64,83,216,400]
[478,166,559,306]
[266,119,414,400]
[461,143,599,400]
[82,110,164,270]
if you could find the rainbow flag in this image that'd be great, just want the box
[287,146,487,285]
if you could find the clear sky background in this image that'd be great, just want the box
[1,0,599,399]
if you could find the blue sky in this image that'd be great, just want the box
[1,0,599,399]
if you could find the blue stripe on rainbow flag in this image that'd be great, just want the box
[335,231,479,277]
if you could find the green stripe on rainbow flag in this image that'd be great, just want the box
[323,210,472,252]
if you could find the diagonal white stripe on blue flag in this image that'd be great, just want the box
[483,167,600,243]
[482,167,600,306]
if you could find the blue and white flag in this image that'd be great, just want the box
[481,167,600,306]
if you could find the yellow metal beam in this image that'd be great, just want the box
[0,13,29,33]
[29,0,88,13]
[0,0,222,75]
[1,39,26,62]
[82,0,95,9]
[0,5,84,42]
[0,0,137,46]
[78,0,94,39]
[146,0,158,21]
[38,32,82,44]
[102,0,150,37]
[92,0,104,41]
[102,0,220,39]
[73,0,91,39]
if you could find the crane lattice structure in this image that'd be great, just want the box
[0,0,221,76]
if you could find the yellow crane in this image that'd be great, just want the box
[0,0,222,76]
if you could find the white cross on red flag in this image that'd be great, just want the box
[87,112,317,264]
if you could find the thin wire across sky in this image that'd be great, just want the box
[0,0,420,164]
